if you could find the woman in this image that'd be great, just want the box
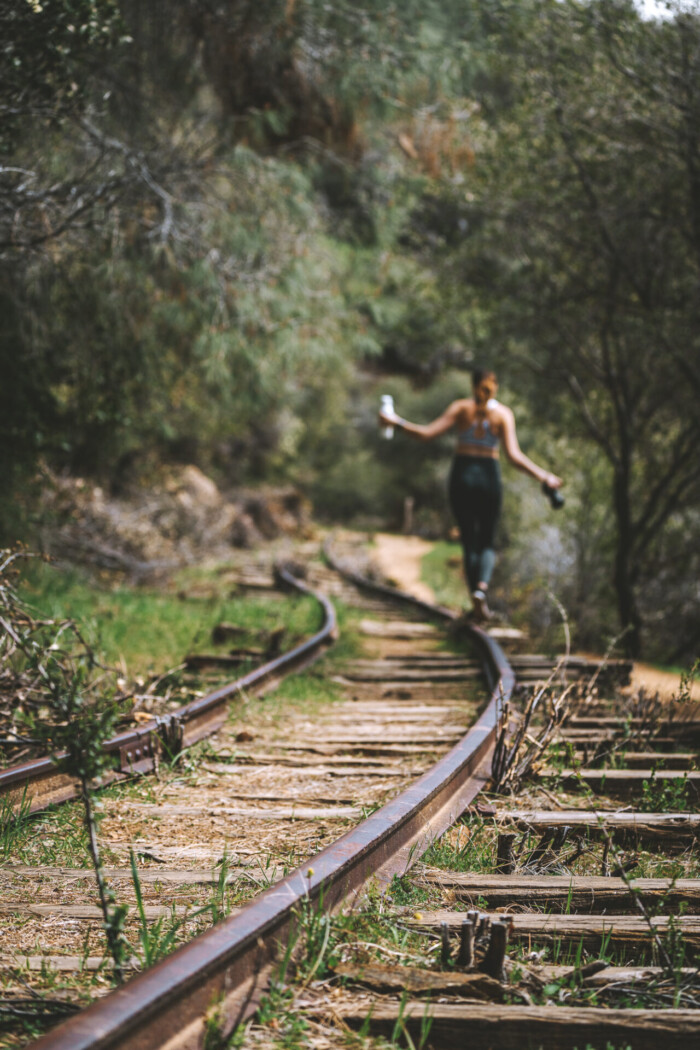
[379,368,562,621]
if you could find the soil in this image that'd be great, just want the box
[372,533,437,605]
[625,662,699,703]
[371,533,699,703]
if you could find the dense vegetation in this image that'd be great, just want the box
[2,0,699,660]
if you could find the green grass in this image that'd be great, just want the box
[641,775,695,813]
[0,788,31,862]
[17,560,327,677]
[4,801,91,868]
[422,817,497,874]
[388,875,430,908]
[419,541,465,610]
[649,662,699,680]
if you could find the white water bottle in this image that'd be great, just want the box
[380,394,395,439]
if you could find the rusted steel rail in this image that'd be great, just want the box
[0,565,336,816]
[320,545,508,696]
[27,554,513,1050]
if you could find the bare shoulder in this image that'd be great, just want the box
[492,401,514,423]
[488,400,513,438]
[451,397,475,421]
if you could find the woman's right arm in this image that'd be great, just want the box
[379,400,463,442]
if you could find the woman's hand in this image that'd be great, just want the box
[379,409,399,427]
[544,472,563,489]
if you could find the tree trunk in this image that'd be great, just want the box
[613,468,642,657]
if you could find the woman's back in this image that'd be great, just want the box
[455,398,504,457]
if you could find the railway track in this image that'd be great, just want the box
[0,541,501,1048]
[1,538,699,1049]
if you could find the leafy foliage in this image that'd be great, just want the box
[1,548,133,978]
[0,549,129,762]
[2,0,700,658]
[440,0,700,654]
[0,0,125,152]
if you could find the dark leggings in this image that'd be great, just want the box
[448,456,502,593]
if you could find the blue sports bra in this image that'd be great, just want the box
[457,410,500,450]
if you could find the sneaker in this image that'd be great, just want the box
[471,589,492,622]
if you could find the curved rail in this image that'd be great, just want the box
[29,550,514,1050]
[320,544,511,696]
[0,565,336,815]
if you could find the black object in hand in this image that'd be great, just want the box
[542,482,565,509]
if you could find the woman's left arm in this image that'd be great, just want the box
[500,406,562,488]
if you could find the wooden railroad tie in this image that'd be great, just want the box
[557,732,677,746]
[496,809,700,845]
[0,904,193,920]
[401,909,700,951]
[564,716,700,737]
[570,751,696,769]
[3,864,279,886]
[329,1002,700,1050]
[358,619,441,638]
[121,801,363,820]
[417,872,700,912]
[540,768,700,797]
[339,655,632,685]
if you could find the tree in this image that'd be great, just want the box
[453,0,700,655]
[0,0,124,149]
[0,0,132,253]
[0,0,492,524]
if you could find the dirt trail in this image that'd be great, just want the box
[371,533,697,702]
[624,662,699,702]
[372,533,437,605]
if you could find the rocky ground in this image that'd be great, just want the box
[36,465,314,580]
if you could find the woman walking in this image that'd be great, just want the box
[379,368,562,621]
